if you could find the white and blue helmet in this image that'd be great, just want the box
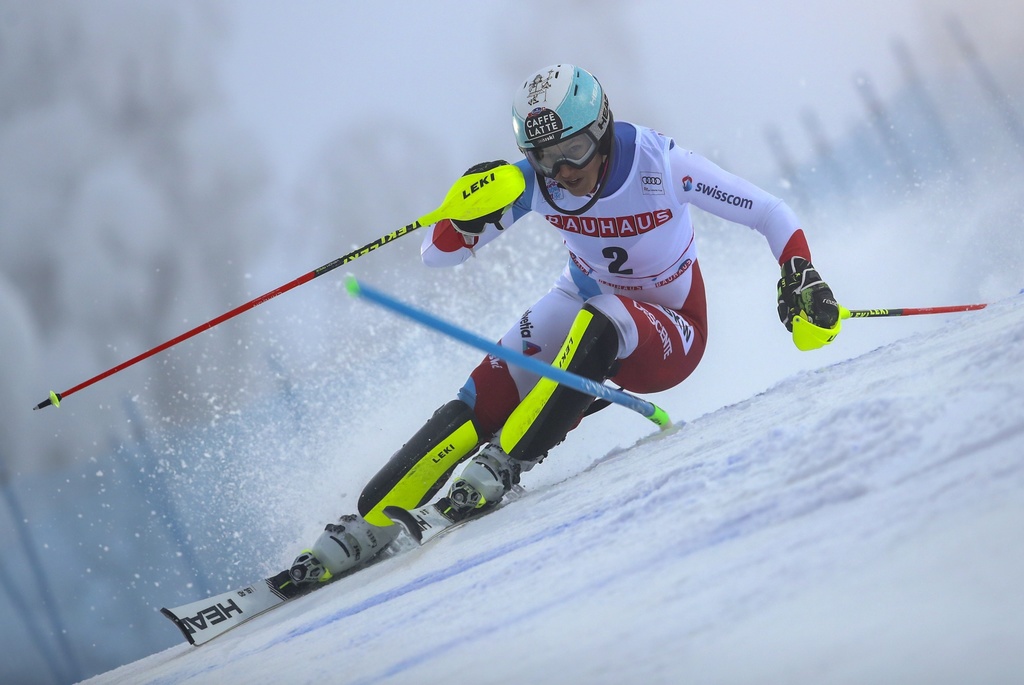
[512,64,613,177]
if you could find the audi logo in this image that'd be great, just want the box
[641,176,662,185]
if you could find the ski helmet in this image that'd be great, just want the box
[512,64,613,178]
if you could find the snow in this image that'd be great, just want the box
[82,295,1024,684]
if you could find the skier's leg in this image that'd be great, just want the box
[438,302,620,521]
[461,284,585,435]
[352,286,604,526]
[499,302,619,461]
[439,275,709,522]
[285,400,484,589]
[358,399,483,526]
[599,261,708,393]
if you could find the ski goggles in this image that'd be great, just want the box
[522,126,602,178]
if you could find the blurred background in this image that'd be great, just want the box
[1,1,1022,682]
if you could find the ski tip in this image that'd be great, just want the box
[383,506,423,545]
[160,607,197,646]
[344,276,361,298]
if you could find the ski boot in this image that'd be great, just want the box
[440,442,531,521]
[387,443,533,544]
[273,514,399,598]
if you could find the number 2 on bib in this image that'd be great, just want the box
[603,246,633,275]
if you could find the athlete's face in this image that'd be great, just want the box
[554,152,606,197]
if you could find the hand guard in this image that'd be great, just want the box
[777,257,840,332]
[451,160,511,235]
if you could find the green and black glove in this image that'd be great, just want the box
[450,160,511,235]
[777,257,840,332]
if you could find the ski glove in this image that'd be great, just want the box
[451,160,511,235]
[777,257,840,332]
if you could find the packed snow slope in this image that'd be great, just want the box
[84,296,1024,685]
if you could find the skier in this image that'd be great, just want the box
[283,64,840,590]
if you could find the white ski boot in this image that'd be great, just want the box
[288,514,399,587]
[444,442,530,518]
[387,443,533,544]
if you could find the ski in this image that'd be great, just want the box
[162,490,523,646]
[160,570,299,646]
[160,546,398,646]
[383,504,461,545]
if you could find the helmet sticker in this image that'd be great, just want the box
[525,71,555,107]
[525,107,564,145]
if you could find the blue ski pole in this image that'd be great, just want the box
[345,277,672,429]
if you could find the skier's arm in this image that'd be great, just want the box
[669,147,811,264]
[669,146,839,338]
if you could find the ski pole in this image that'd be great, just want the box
[345,277,674,430]
[792,301,991,350]
[34,165,526,410]
[841,303,987,319]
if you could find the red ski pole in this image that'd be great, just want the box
[34,165,526,410]
[842,303,988,319]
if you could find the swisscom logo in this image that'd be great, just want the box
[679,175,753,209]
